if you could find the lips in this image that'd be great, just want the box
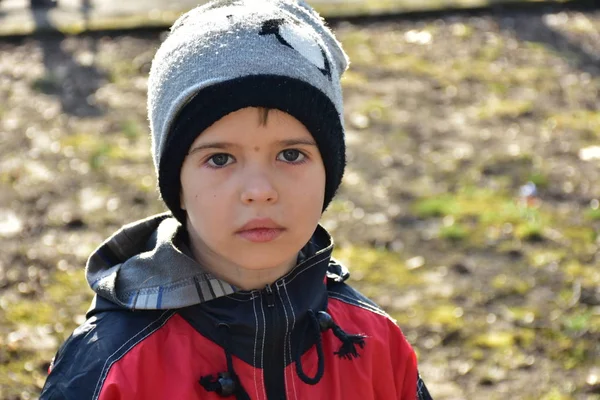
[236,218,285,243]
[237,218,284,232]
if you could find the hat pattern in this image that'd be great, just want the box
[259,18,332,80]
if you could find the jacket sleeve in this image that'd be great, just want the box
[386,320,420,400]
[416,372,433,400]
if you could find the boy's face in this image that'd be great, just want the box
[180,107,326,273]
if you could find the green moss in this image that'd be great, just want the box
[4,301,56,326]
[413,195,457,218]
[121,120,142,140]
[562,341,592,370]
[427,304,464,330]
[515,327,536,348]
[333,245,422,287]
[60,133,134,170]
[3,269,92,338]
[0,352,48,398]
[515,221,544,242]
[540,388,574,400]
[473,331,515,349]
[359,97,390,122]
[439,223,469,241]
[562,311,593,334]
[527,249,567,268]
[476,38,504,62]
[566,225,596,242]
[528,172,549,189]
[564,261,600,284]
[46,269,92,305]
[325,199,354,214]
[548,111,600,135]
[341,70,369,88]
[476,98,534,120]
[491,274,532,296]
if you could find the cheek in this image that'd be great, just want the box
[187,193,230,241]
[288,165,325,209]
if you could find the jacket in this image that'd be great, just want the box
[40,213,433,399]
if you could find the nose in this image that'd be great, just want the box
[240,170,278,204]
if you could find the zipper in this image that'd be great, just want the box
[263,284,286,399]
[265,284,275,308]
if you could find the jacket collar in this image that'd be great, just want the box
[86,213,334,311]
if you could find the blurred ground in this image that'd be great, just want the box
[1,4,600,400]
[0,0,595,35]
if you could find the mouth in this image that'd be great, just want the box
[236,228,285,243]
[236,218,285,243]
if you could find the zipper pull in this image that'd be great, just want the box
[265,284,275,308]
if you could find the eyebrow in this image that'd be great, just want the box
[187,138,317,155]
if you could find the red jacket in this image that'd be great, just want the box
[40,214,432,399]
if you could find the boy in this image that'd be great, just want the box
[41,0,432,399]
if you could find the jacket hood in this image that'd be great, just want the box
[86,213,340,310]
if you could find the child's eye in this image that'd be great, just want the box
[277,149,306,163]
[207,153,234,168]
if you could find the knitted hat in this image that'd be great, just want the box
[147,0,349,223]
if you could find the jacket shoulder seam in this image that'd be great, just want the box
[328,290,393,321]
[91,310,176,400]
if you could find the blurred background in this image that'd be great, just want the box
[1,0,599,399]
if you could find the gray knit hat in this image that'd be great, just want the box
[147,0,349,223]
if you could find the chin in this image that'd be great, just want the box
[232,253,296,271]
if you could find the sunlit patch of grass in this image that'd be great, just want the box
[491,274,532,296]
[0,351,48,398]
[380,53,441,77]
[314,0,459,17]
[561,226,596,247]
[515,221,544,242]
[476,37,504,61]
[4,301,56,326]
[341,70,369,88]
[527,172,549,189]
[439,223,469,242]
[563,261,600,285]
[514,327,536,348]
[527,249,568,268]
[561,311,594,335]
[60,132,148,170]
[561,340,593,370]
[409,185,599,248]
[427,304,465,330]
[121,119,142,140]
[472,331,515,349]
[333,245,422,287]
[475,98,534,120]
[413,195,457,218]
[3,268,92,340]
[1,268,93,397]
[337,29,376,66]
[539,388,575,400]
[106,60,141,84]
[359,97,390,122]
[61,133,125,156]
[412,187,552,242]
[325,198,354,214]
[547,111,600,135]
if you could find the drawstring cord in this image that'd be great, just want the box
[295,310,326,384]
[295,310,367,385]
[199,324,250,400]
[200,311,367,394]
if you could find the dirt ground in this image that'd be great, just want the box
[1,7,600,400]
